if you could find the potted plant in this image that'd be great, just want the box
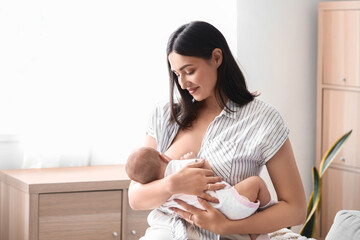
[299,130,352,238]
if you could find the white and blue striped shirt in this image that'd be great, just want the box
[146,98,289,240]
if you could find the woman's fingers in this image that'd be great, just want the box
[186,159,205,168]
[185,162,216,177]
[206,182,226,191]
[197,197,215,211]
[170,199,202,224]
[198,192,220,203]
[170,198,229,234]
[173,199,200,213]
[169,206,193,223]
[206,176,223,183]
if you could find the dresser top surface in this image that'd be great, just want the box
[0,165,131,193]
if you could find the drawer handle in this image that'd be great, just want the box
[113,232,118,237]
[131,230,137,235]
[341,78,346,82]
[339,157,345,162]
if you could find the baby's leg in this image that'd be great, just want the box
[234,176,271,240]
[233,176,270,208]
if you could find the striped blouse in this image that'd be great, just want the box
[146,98,289,240]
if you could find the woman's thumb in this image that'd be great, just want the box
[188,159,205,167]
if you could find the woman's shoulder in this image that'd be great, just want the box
[233,98,281,119]
[151,100,171,118]
[253,98,280,114]
[147,101,175,141]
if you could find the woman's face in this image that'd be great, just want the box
[168,50,222,102]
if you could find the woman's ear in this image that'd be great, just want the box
[212,48,223,67]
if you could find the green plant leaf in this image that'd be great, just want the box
[299,167,321,238]
[306,192,314,217]
[300,211,317,238]
[319,130,352,177]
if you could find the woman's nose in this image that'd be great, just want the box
[178,75,187,89]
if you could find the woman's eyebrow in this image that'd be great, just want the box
[171,64,193,73]
[179,64,193,71]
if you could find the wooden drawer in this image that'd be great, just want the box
[322,89,360,168]
[322,10,360,87]
[39,190,122,240]
[321,167,360,236]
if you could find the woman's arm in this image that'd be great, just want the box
[171,138,307,235]
[128,134,169,210]
[128,135,224,210]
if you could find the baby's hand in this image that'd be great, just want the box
[180,152,197,160]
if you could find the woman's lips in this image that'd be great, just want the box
[187,87,198,95]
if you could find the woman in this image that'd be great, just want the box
[128,21,306,240]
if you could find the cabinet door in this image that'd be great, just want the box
[322,89,360,168]
[322,10,360,87]
[39,190,122,240]
[321,167,360,237]
[123,191,150,240]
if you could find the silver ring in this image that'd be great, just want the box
[188,213,193,222]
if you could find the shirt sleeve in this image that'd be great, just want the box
[146,103,160,141]
[259,105,290,165]
[146,101,168,143]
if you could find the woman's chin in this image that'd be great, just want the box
[192,95,203,102]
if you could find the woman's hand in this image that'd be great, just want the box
[169,198,230,235]
[167,159,225,203]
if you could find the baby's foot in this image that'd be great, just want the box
[180,152,197,160]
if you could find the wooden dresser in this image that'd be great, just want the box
[0,165,150,240]
[317,1,360,239]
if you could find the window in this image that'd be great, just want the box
[0,0,237,167]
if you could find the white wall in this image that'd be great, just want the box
[0,0,323,212]
[237,1,319,206]
[0,0,237,169]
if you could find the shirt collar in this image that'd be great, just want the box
[220,99,239,120]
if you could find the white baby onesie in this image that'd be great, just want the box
[162,159,260,220]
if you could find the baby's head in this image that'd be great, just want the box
[125,147,169,184]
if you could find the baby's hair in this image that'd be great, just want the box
[125,147,163,184]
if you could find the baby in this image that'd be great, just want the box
[126,147,274,240]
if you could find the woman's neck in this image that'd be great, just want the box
[201,96,225,115]
[197,97,224,121]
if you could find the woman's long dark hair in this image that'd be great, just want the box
[167,21,256,129]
